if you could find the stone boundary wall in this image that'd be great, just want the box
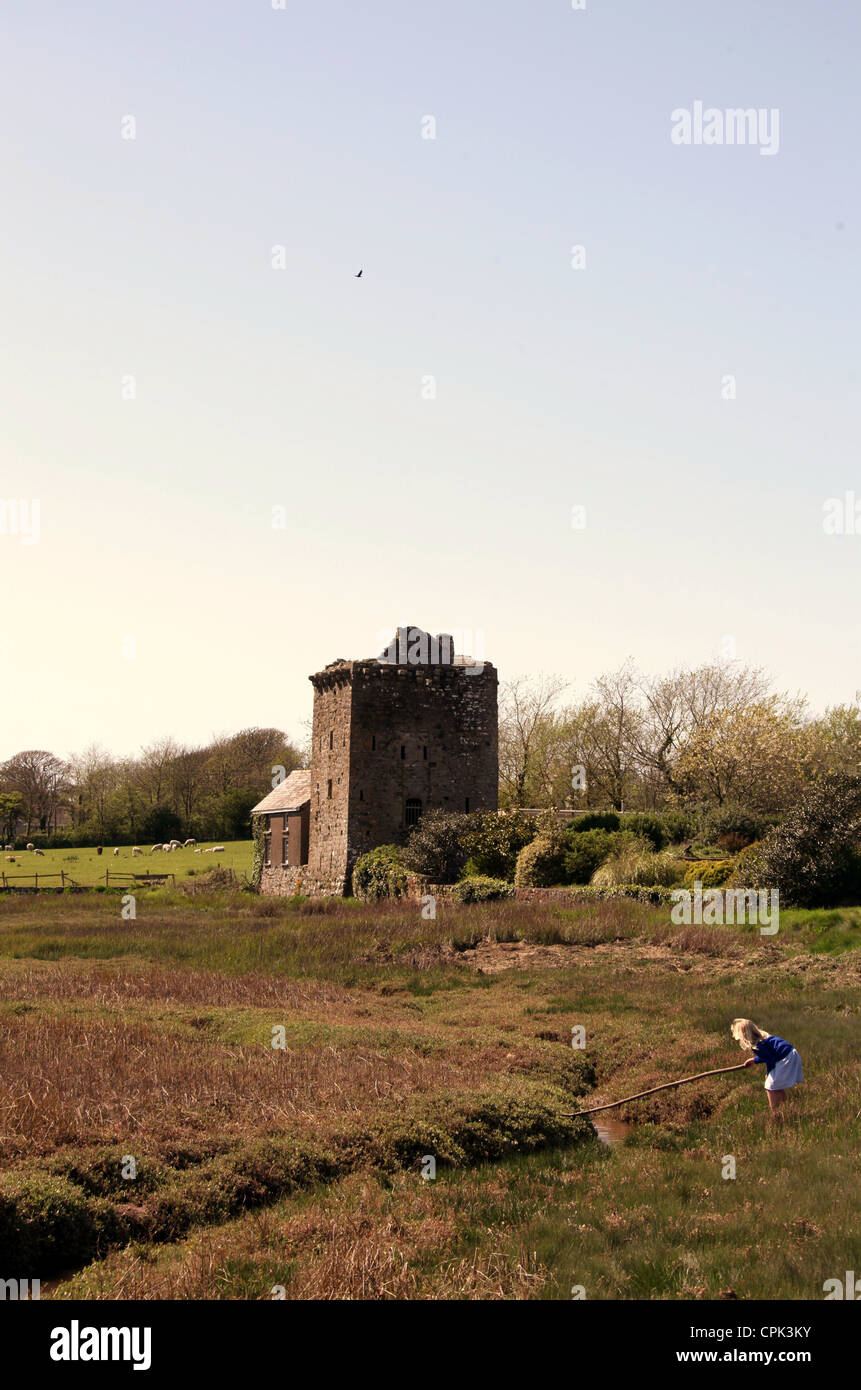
[259,865,349,898]
[403,874,457,901]
[512,886,586,905]
[258,872,597,906]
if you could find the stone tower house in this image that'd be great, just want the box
[254,627,498,896]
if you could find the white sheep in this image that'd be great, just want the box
[112,848,120,857]
[162,843,172,852]
[151,845,161,854]
[131,847,142,856]
[3,843,13,851]
[26,842,34,851]
[194,847,203,854]
[33,848,45,857]
[212,846,225,853]
[184,838,196,847]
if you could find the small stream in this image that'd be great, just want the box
[593,1116,632,1147]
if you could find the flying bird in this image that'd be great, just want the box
[355,269,363,277]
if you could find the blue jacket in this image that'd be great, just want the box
[753,1036,793,1073]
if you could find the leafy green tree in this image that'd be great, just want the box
[141,804,182,843]
[0,790,23,841]
[748,773,861,907]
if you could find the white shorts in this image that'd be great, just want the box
[765,1048,803,1091]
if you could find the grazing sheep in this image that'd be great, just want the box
[150,845,161,854]
[26,842,34,851]
[162,844,172,852]
[33,848,45,857]
[112,848,120,857]
[132,847,142,856]
[212,846,225,853]
[184,838,196,847]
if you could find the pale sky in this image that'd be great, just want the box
[2,1,860,760]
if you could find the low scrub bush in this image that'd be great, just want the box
[566,811,620,834]
[682,859,736,889]
[724,842,765,888]
[591,839,685,889]
[514,834,567,889]
[700,804,770,850]
[338,1083,593,1174]
[561,828,616,884]
[659,809,697,844]
[401,811,473,883]
[0,1172,125,1276]
[617,812,669,850]
[450,876,513,903]
[560,883,677,905]
[462,810,538,880]
[352,845,407,900]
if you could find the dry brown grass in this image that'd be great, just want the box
[0,1010,495,1156]
[55,1169,548,1301]
[4,890,858,1300]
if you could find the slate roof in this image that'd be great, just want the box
[250,769,311,815]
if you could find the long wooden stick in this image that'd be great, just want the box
[566,1063,749,1117]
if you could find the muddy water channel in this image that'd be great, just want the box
[593,1116,633,1147]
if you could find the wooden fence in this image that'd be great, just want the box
[0,871,79,892]
[103,871,176,888]
[0,870,175,891]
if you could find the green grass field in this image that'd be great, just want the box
[0,890,858,1299]
[1,840,253,887]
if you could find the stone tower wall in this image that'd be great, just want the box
[261,641,499,898]
[346,660,498,869]
[305,668,354,894]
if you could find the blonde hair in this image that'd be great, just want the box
[731,1018,771,1050]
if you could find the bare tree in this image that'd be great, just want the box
[1,750,69,834]
[574,662,644,811]
[136,737,181,807]
[637,662,771,799]
[498,674,568,806]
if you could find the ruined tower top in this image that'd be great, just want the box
[310,626,493,689]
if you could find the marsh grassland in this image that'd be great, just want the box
[0,890,858,1299]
